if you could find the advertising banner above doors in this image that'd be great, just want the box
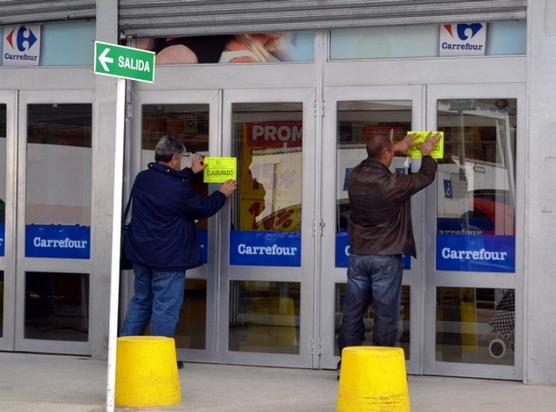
[136,32,314,64]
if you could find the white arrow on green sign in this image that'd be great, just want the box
[94,41,156,83]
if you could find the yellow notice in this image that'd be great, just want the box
[203,157,237,183]
[406,131,444,159]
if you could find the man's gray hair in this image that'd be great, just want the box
[154,136,186,163]
[366,134,393,160]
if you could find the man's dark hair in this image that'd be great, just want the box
[366,134,393,160]
[154,136,186,163]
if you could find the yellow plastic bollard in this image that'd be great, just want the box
[461,300,478,352]
[116,336,181,408]
[337,346,410,412]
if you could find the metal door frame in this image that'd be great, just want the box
[320,85,426,374]
[0,90,18,351]
[15,90,94,354]
[423,83,526,379]
[220,88,316,368]
[128,89,222,362]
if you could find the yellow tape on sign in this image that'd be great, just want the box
[203,157,237,183]
[407,131,444,159]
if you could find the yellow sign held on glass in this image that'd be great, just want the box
[407,131,444,159]
[203,157,237,183]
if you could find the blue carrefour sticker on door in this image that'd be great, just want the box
[443,179,453,198]
[0,223,4,256]
[335,232,351,267]
[343,168,352,191]
[335,232,410,269]
[230,230,301,267]
[436,234,514,272]
[26,224,90,259]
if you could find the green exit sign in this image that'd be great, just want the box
[94,41,155,83]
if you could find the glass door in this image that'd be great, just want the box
[221,88,315,367]
[424,84,525,379]
[15,90,94,354]
[0,90,16,351]
[129,89,221,362]
[320,85,425,373]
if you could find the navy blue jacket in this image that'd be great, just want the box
[125,162,227,271]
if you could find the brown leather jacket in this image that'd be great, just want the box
[348,156,437,257]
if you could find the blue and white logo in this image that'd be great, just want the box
[335,232,411,270]
[26,224,90,259]
[230,230,301,267]
[440,22,487,56]
[3,24,41,66]
[436,234,514,273]
[9,26,38,51]
[453,23,483,41]
[443,179,453,199]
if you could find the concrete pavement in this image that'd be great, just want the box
[1,353,555,411]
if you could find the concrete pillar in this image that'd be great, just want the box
[90,0,119,359]
[525,0,556,384]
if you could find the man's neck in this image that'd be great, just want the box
[368,157,390,168]
[158,160,178,171]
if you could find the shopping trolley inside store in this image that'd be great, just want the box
[488,290,515,359]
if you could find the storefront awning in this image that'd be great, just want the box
[0,0,95,25]
[119,0,527,38]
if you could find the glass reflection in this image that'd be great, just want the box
[229,281,300,354]
[233,103,302,232]
[141,105,210,259]
[26,104,91,225]
[0,104,5,137]
[231,103,303,267]
[0,105,5,254]
[26,104,92,259]
[436,287,514,365]
[175,278,206,350]
[25,272,89,341]
[436,99,517,273]
[0,271,3,336]
[335,101,412,267]
[142,104,210,160]
[334,284,410,358]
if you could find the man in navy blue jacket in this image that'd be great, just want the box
[121,136,236,340]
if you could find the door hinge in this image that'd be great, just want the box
[313,99,324,118]
[311,338,322,356]
[126,101,133,120]
[312,220,325,237]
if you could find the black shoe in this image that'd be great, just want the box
[177,361,184,370]
[336,360,341,381]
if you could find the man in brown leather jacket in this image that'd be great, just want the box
[338,133,439,371]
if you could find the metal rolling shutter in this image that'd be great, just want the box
[0,0,96,25]
[120,0,527,38]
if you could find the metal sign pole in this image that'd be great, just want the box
[106,77,126,412]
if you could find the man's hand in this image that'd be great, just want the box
[219,180,237,198]
[420,132,441,156]
[394,133,417,155]
[191,154,206,174]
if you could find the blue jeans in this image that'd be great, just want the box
[338,254,403,354]
[121,263,186,337]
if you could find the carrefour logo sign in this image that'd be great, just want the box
[440,22,486,56]
[436,234,514,273]
[3,24,41,66]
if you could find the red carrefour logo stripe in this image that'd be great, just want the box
[5,28,15,48]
